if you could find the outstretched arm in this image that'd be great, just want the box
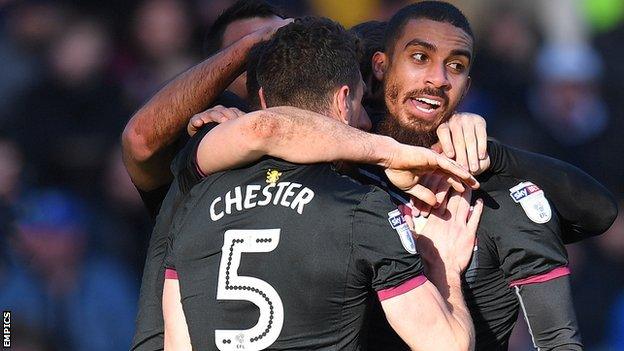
[122,21,288,191]
[195,106,477,205]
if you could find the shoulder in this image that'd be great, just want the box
[477,174,559,232]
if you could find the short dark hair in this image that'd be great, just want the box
[203,0,284,56]
[256,16,362,113]
[384,1,473,56]
[351,21,387,83]
[245,40,270,109]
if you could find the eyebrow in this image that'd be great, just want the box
[405,38,472,62]
[405,38,436,52]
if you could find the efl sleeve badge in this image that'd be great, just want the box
[509,181,552,224]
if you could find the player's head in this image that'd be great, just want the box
[256,16,370,131]
[373,1,474,147]
[204,0,285,99]
[350,20,387,109]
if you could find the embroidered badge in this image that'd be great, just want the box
[388,209,417,254]
[509,181,552,224]
[266,169,282,184]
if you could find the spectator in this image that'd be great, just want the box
[7,16,127,198]
[0,189,137,351]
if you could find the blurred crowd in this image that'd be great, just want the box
[0,0,621,350]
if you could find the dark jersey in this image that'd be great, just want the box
[164,148,426,350]
[131,93,248,351]
[355,141,583,350]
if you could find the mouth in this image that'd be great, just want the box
[406,96,444,119]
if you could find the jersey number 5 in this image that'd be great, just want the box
[215,229,284,351]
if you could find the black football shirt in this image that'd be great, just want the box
[131,93,248,350]
[355,156,575,350]
[164,146,426,349]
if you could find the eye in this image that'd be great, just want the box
[412,53,428,62]
[448,62,466,73]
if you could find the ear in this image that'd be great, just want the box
[259,87,268,109]
[372,51,387,81]
[334,85,352,125]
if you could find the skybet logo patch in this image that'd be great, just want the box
[388,210,406,228]
[388,209,417,254]
[510,183,541,202]
[509,181,552,224]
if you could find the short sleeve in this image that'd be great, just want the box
[351,187,425,294]
[491,199,570,286]
[171,122,219,194]
[163,230,177,272]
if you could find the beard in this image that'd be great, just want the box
[379,79,454,147]
[376,113,440,147]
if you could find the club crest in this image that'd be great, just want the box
[509,181,552,224]
[388,209,417,254]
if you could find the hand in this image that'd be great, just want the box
[384,145,478,207]
[251,18,294,42]
[436,112,490,175]
[411,173,452,218]
[187,105,245,136]
[417,190,483,275]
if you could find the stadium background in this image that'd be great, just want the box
[0,0,622,349]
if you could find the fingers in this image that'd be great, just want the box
[464,122,479,174]
[449,120,468,171]
[403,184,437,207]
[467,198,484,236]
[455,188,473,222]
[436,122,455,158]
[475,120,488,160]
[221,107,242,121]
[446,190,462,215]
[434,154,479,189]
[432,176,451,209]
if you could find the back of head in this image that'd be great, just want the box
[256,16,362,114]
[204,0,285,56]
[384,1,473,56]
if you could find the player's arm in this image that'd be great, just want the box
[488,140,618,243]
[195,106,477,205]
[121,20,289,192]
[381,279,472,351]
[512,276,583,350]
[383,190,483,351]
[163,276,192,351]
[355,189,482,351]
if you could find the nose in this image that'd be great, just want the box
[425,63,450,90]
[358,107,372,132]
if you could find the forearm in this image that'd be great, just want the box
[428,270,475,351]
[163,279,192,351]
[488,139,618,242]
[122,33,258,190]
[197,107,401,175]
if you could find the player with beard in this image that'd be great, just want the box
[123,1,489,349]
[181,2,617,350]
[162,17,481,351]
[122,1,616,350]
